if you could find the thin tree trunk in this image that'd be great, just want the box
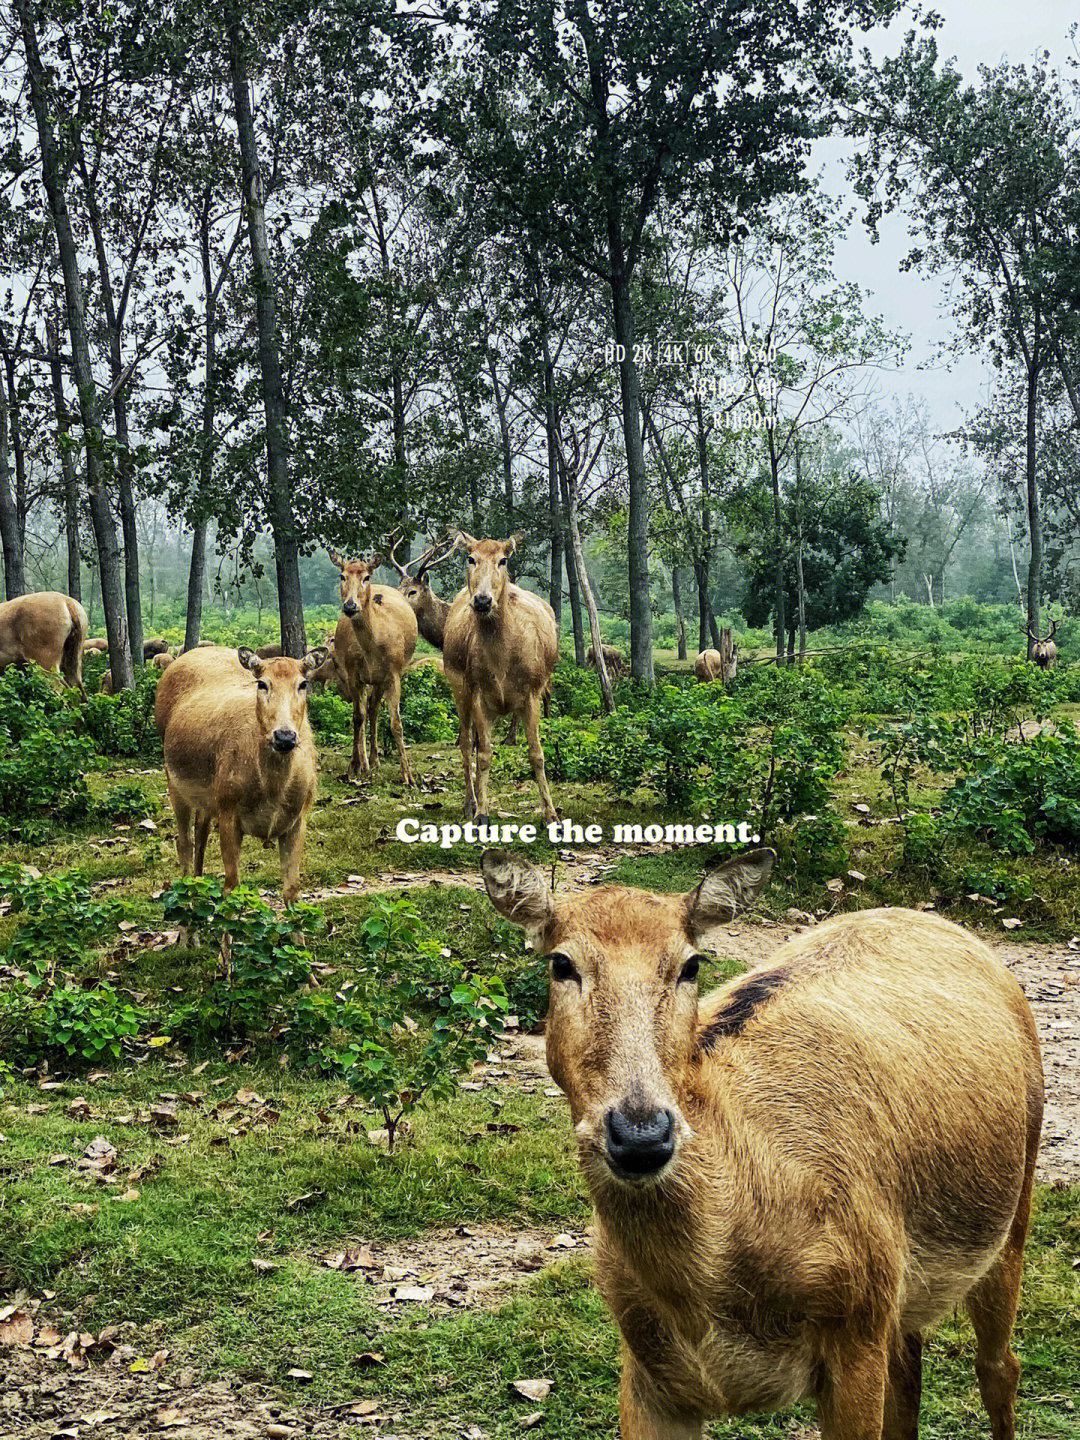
[226,6,306,657]
[694,556,708,651]
[15,0,132,687]
[543,361,563,629]
[611,271,653,683]
[559,466,586,664]
[1024,335,1042,661]
[794,436,807,663]
[488,351,515,528]
[672,566,687,660]
[0,362,25,599]
[565,468,614,713]
[3,352,30,567]
[768,432,786,664]
[46,317,81,602]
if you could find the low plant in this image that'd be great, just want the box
[81,670,161,758]
[0,670,93,840]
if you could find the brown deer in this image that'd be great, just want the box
[151,651,174,672]
[0,591,88,696]
[143,637,170,659]
[388,533,456,649]
[1025,619,1058,669]
[481,847,1043,1440]
[327,550,418,785]
[83,636,109,654]
[443,532,559,822]
[155,645,325,904]
[695,629,737,684]
[587,643,626,678]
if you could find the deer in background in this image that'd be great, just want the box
[388,533,457,649]
[481,846,1043,1440]
[328,550,418,785]
[0,591,88,696]
[443,532,559,822]
[1026,618,1058,669]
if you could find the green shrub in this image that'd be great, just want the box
[94,782,159,823]
[399,664,457,742]
[940,725,1080,856]
[0,865,127,979]
[307,688,352,741]
[0,670,93,840]
[82,669,161,757]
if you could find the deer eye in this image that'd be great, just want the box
[549,953,579,982]
[498,557,507,567]
[467,556,476,565]
[298,680,308,691]
[257,679,269,693]
[679,955,702,984]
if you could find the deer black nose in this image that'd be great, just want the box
[472,593,493,614]
[605,1106,675,1177]
[272,728,298,752]
[343,599,357,616]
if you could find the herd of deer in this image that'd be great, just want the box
[0,551,1056,1440]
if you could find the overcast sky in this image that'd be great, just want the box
[820,0,1078,429]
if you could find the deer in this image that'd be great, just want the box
[155,644,326,905]
[443,532,559,822]
[0,591,88,697]
[586,643,626,678]
[83,636,109,655]
[1025,619,1058,669]
[327,550,418,785]
[695,629,737,685]
[481,846,1043,1440]
[143,637,170,660]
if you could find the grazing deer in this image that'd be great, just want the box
[327,551,418,785]
[1026,619,1058,669]
[481,847,1043,1440]
[0,591,88,696]
[143,637,170,660]
[83,636,109,654]
[695,629,737,684]
[443,532,559,822]
[587,643,626,679]
[151,651,174,672]
[155,645,325,904]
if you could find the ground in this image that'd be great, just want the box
[2,727,1080,1439]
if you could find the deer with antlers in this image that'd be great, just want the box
[327,550,418,785]
[1025,618,1059,669]
[387,532,457,649]
[443,531,560,822]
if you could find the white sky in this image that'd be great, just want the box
[820,0,1079,428]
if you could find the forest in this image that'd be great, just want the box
[1,1,1079,1438]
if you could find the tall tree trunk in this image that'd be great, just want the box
[0,362,25,599]
[672,566,687,660]
[559,467,586,664]
[794,436,807,663]
[694,556,708,651]
[543,361,563,629]
[2,352,30,566]
[46,317,81,601]
[564,466,614,713]
[15,0,132,688]
[488,351,515,528]
[1024,337,1042,661]
[226,6,306,657]
[611,271,653,683]
[768,431,786,665]
[370,185,406,478]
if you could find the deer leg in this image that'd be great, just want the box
[964,1127,1037,1440]
[278,813,308,909]
[386,672,413,787]
[619,1352,702,1440]
[218,809,243,894]
[458,696,477,818]
[169,782,193,875]
[368,687,381,768]
[502,714,519,745]
[192,812,212,876]
[817,1338,888,1440]
[348,687,365,779]
[474,705,494,820]
[883,1332,922,1440]
[523,692,558,824]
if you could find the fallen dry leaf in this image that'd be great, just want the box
[322,1245,376,1272]
[0,1308,33,1348]
[251,1257,279,1272]
[286,1367,314,1381]
[511,1379,552,1403]
[154,1406,189,1429]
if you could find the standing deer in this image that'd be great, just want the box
[481,846,1043,1440]
[327,551,418,785]
[1026,619,1058,669]
[0,591,88,696]
[695,629,737,684]
[443,532,559,822]
[388,533,456,649]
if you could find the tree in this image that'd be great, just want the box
[422,0,900,683]
[852,44,1079,657]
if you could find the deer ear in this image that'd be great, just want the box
[328,548,345,569]
[368,555,383,572]
[482,849,553,932]
[686,848,774,945]
[455,530,479,551]
[506,531,526,556]
[237,647,263,676]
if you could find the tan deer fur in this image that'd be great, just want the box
[151,651,174,672]
[327,551,417,785]
[155,645,326,904]
[1027,619,1058,669]
[482,847,1043,1440]
[694,648,722,681]
[143,637,170,659]
[587,643,626,678]
[0,590,88,696]
[83,636,109,654]
[443,533,559,822]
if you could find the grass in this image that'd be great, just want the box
[2,644,1080,1436]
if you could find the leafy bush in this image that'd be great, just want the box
[940,725,1080,856]
[162,878,325,1043]
[307,688,352,741]
[0,865,127,980]
[399,664,457,743]
[82,670,161,757]
[95,782,159,823]
[0,670,93,840]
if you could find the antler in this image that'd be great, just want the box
[388,533,458,582]
[387,532,410,579]
[1048,618,1058,639]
